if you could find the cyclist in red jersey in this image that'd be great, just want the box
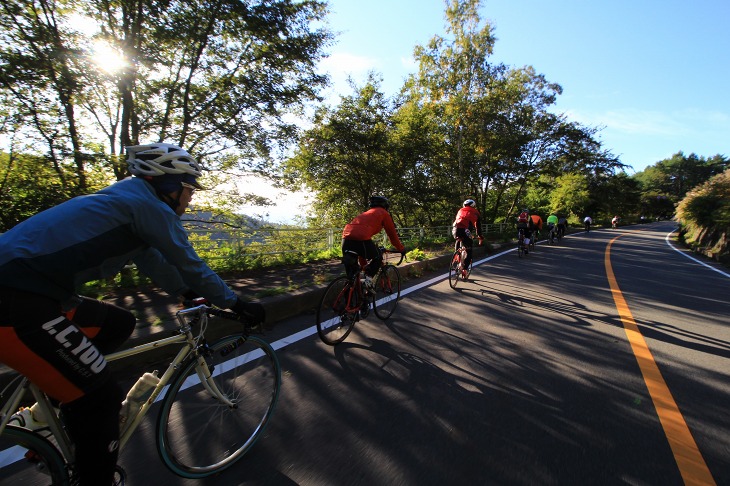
[452,199,484,268]
[530,213,543,240]
[341,196,406,283]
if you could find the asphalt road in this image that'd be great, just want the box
[104,222,730,485]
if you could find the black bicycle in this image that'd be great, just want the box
[316,248,405,345]
[517,229,526,258]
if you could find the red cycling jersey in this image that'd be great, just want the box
[342,207,405,252]
[530,214,543,230]
[454,206,482,234]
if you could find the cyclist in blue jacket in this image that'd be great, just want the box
[0,142,264,485]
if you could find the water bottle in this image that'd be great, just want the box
[119,371,159,433]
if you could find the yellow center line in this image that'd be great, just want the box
[604,234,715,486]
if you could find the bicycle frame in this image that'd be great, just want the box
[350,248,404,302]
[0,304,228,461]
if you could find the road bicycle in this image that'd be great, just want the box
[529,230,538,252]
[517,229,526,258]
[316,248,404,345]
[547,225,557,245]
[448,236,482,289]
[0,301,281,485]
[557,224,565,242]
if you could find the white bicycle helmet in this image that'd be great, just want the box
[126,143,203,178]
[463,199,476,207]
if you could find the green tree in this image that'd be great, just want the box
[0,0,93,191]
[407,0,499,210]
[634,152,728,203]
[1,0,331,196]
[549,172,590,219]
[283,75,397,227]
[0,150,107,230]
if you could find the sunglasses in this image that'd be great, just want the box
[181,182,197,194]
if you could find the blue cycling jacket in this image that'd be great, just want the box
[0,177,236,309]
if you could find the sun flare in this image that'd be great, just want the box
[92,41,127,74]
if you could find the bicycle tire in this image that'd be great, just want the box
[316,276,359,345]
[374,264,401,319]
[448,251,461,288]
[0,425,70,485]
[157,334,281,478]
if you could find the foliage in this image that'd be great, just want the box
[0,0,332,220]
[633,152,728,204]
[675,169,730,262]
[283,73,397,227]
[0,150,109,230]
[406,248,427,261]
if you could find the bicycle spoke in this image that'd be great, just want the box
[157,335,281,478]
[316,277,358,345]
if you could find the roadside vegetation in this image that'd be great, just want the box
[675,169,730,264]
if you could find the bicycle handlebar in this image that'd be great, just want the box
[181,299,245,323]
[380,247,406,266]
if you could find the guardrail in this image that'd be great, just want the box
[183,223,511,259]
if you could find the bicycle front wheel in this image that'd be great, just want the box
[374,264,401,319]
[157,334,281,479]
[448,251,461,288]
[316,276,359,345]
[0,425,70,485]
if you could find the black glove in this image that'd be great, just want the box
[182,289,200,300]
[231,298,266,328]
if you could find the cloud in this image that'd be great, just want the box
[566,108,730,138]
[320,52,379,77]
[400,55,418,71]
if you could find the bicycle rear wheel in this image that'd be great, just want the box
[448,251,461,288]
[316,276,359,345]
[157,334,281,479]
[0,425,70,485]
[373,264,401,319]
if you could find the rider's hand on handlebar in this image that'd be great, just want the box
[231,298,266,329]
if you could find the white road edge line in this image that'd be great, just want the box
[664,228,730,279]
[270,246,516,351]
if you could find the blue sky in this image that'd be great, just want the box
[318,0,730,174]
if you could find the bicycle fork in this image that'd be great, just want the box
[192,346,237,408]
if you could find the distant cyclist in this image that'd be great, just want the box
[516,208,532,254]
[452,199,484,269]
[557,215,568,238]
[611,215,621,228]
[341,196,406,289]
[584,215,593,232]
[530,213,544,241]
[546,213,559,241]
